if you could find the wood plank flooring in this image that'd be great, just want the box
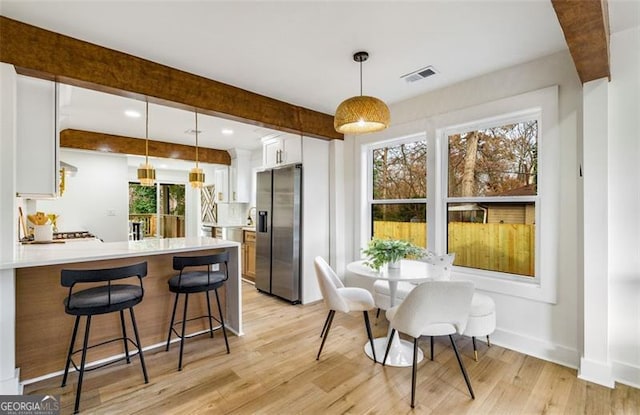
[26,281,639,414]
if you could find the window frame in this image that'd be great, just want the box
[366,133,428,246]
[442,109,541,281]
[433,86,559,303]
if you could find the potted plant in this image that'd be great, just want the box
[362,238,424,271]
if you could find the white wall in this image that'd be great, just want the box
[301,136,330,304]
[37,149,129,242]
[608,26,640,387]
[340,50,583,367]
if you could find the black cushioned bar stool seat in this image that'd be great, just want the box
[166,252,230,371]
[61,262,149,414]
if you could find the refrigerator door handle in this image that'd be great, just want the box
[258,211,268,233]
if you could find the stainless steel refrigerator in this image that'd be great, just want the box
[255,164,302,303]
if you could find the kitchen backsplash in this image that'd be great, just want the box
[215,203,249,225]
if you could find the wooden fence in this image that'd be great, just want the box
[373,221,535,276]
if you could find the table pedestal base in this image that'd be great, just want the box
[364,337,424,367]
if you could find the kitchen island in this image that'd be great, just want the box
[0,237,242,382]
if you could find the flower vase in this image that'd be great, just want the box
[388,259,401,269]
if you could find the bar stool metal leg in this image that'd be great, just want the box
[61,315,80,387]
[129,307,149,383]
[178,293,189,371]
[120,310,130,364]
[74,316,92,414]
[166,293,179,352]
[214,288,230,353]
[206,291,214,338]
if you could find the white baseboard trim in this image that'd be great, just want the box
[578,357,615,388]
[0,369,21,394]
[612,360,640,389]
[491,328,579,369]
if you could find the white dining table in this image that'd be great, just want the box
[346,259,431,367]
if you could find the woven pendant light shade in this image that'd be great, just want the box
[334,95,390,134]
[334,51,390,135]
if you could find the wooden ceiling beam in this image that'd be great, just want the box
[60,129,232,165]
[0,16,342,140]
[551,0,610,83]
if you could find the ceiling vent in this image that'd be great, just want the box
[401,66,438,83]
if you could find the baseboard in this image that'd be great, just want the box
[491,328,580,369]
[0,368,21,394]
[612,360,640,389]
[578,357,615,388]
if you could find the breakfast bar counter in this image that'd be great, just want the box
[0,237,242,382]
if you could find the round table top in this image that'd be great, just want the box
[346,259,431,283]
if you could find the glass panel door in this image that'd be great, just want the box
[159,183,185,238]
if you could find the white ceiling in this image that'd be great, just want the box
[3,0,638,152]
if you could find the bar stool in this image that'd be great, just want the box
[61,262,149,414]
[165,252,230,371]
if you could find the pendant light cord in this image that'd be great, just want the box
[195,111,199,168]
[145,100,149,165]
[359,60,363,96]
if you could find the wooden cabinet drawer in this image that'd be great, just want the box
[244,230,256,243]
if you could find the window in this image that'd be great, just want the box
[369,137,427,248]
[446,118,538,277]
[361,86,559,303]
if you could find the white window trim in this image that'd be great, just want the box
[441,110,540,282]
[433,85,559,303]
[360,132,427,253]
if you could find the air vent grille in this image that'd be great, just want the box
[401,65,438,83]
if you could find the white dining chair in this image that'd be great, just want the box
[314,256,377,362]
[382,280,475,408]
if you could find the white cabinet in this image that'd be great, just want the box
[262,134,301,168]
[16,76,59,198]
[229,150,251,203]
[214,167,229,202]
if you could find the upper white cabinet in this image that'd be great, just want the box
[229,149,251,203]
[214,167,229,202]
[262,134,301,168]
[16,76,59,198]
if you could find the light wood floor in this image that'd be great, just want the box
[26,281,639,414]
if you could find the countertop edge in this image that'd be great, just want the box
[1,237,241,269]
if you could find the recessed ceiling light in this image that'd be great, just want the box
[125,110,141,118]
[221,129,234,135]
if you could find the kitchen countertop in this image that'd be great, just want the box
[1,237,240,269]
[242,227,256,232]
